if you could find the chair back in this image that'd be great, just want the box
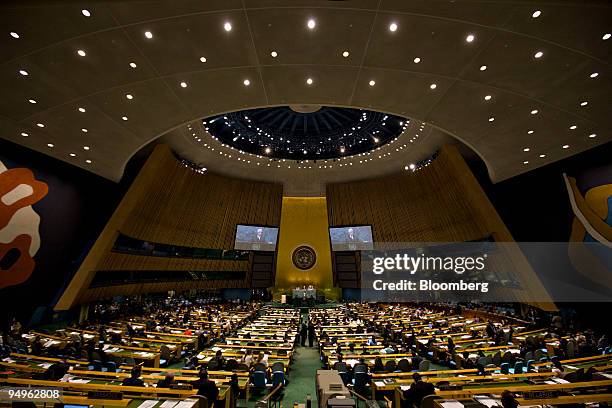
[384,360,396,373]
[251,370,267,388]
[513,361,524,374]
[398,358,411,372]
[421,395,441,408]
[492,351,502,366]
[500,362,510,374]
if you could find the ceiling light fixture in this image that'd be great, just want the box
[562,144,570,149]
[21,132,28,137]
[19,69,28,76]
[144,31,153,39]
[569,125,577,130]
[36,123,44,128]
[77,49,86,57]
[484,95,492,101]
[243,79,250,86]
[81,128,88,133]
[270,51,278,57]
[122,116,128,121]
[413,57,421,63]
[85,159,92,164]
[10,32,19,39]
[479,65,487,71]
[430,83,437,90]
[28,99,36,104]
[532,10,541,18]
[466,34,475,43]
[588,133,597,138]
[369,80,376,86]
[342,51,349,57]
[129,62,137,68]
[488,117,495,122]
[409,163,416,170]
[224,22,232,32]
[534,51,543,58]
[83,146,90,150]
[199,56,207,63]
[389,22,398,32]
[306,78,313,85]
[523,160,529,164]
[81,9,91,17]
[590,72,598,78]
[523,147,530,152]
[528,130,534,134]
[539,154,546,158]
[180,81,187,88]
[307,19,316,29]
[265,147,271,154]
[580,101,588,106]
[78,107,86,112]
[70,153,77,157]
[47,143,54,148]
[602,33,611,40]
[530,109,538,114]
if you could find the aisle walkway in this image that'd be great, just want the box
[282,344,320,407]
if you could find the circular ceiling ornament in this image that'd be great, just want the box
[202,106,408,160]
[292,245,317,270]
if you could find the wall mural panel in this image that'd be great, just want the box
[0,161,48,290]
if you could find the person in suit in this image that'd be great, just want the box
[191,369,219,404]
[307,322,315,347]
[300,324,307,347]
[43,358,69,380]
[156,373,175,388]
[122,366,145,387]
[403,373,435,408]
[346,228,358,242]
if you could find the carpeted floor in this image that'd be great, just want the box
[281,344,321,407]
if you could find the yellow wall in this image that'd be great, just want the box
[275,197,334,291]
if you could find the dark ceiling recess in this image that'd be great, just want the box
[202,106,408,160]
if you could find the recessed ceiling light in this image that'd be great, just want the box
[342,51,349,57]
[569,125,577,130]
[10,32,19,39]
[528,130,534,134]
[126,94,133,99]
[77,49,86,57]
[129,62,137,68]
[530,109,538,114]
[224,22,232,32]
[580,101,588,106]
[28,99,36,104]
[409,163,416,170]
[265,147,271,154]
[180,81,187,88]
[69,153,77,157]
[81,128,88,133]
[243,79,250,86]
[589,133,597,138]
[590,72,598,78]
[389,22,398,32]
[523,160,529,164]
[534,51,543,59]
[523,147,530,152]
[47,143,54,148]
[340,146,345,153]
[466,34,475,43]
[484,95,492,101]
[539,154,546,158]
[307,19,316,29]
[85,159,92,164]
[602,33,611,40]
[369,80,376,86]
[144,31,153,39]
[532,10,541,18]
[78,107,86,112]
[306,78,313,85]
[21,132,28,137]
[83,146,90,150]
[122,116,128,121]
[488,117,495,122]
[479,65,487,71]
[374,137,379,143]
[36,123,44,128]
[270,51,278,57]
[199,56,207,63]
[413,57,421,63]
[19,69,28,76]
[81,9,91,17]
[562,144,570,149]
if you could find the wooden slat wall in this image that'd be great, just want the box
[326,145,555,309]
[56,144,282,309]
[327,146,489,243]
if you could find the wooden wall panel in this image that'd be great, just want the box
[326,145,554,310]
[55,145,282,310]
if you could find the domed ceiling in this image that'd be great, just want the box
[0,0,610,190]
[203,106,407,160]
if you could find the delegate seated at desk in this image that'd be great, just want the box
[191,369,219,404]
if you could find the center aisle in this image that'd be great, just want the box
[282,344,320,407]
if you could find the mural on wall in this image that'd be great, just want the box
[0,160,48,290]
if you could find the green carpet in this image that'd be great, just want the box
[281,344,321,407]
